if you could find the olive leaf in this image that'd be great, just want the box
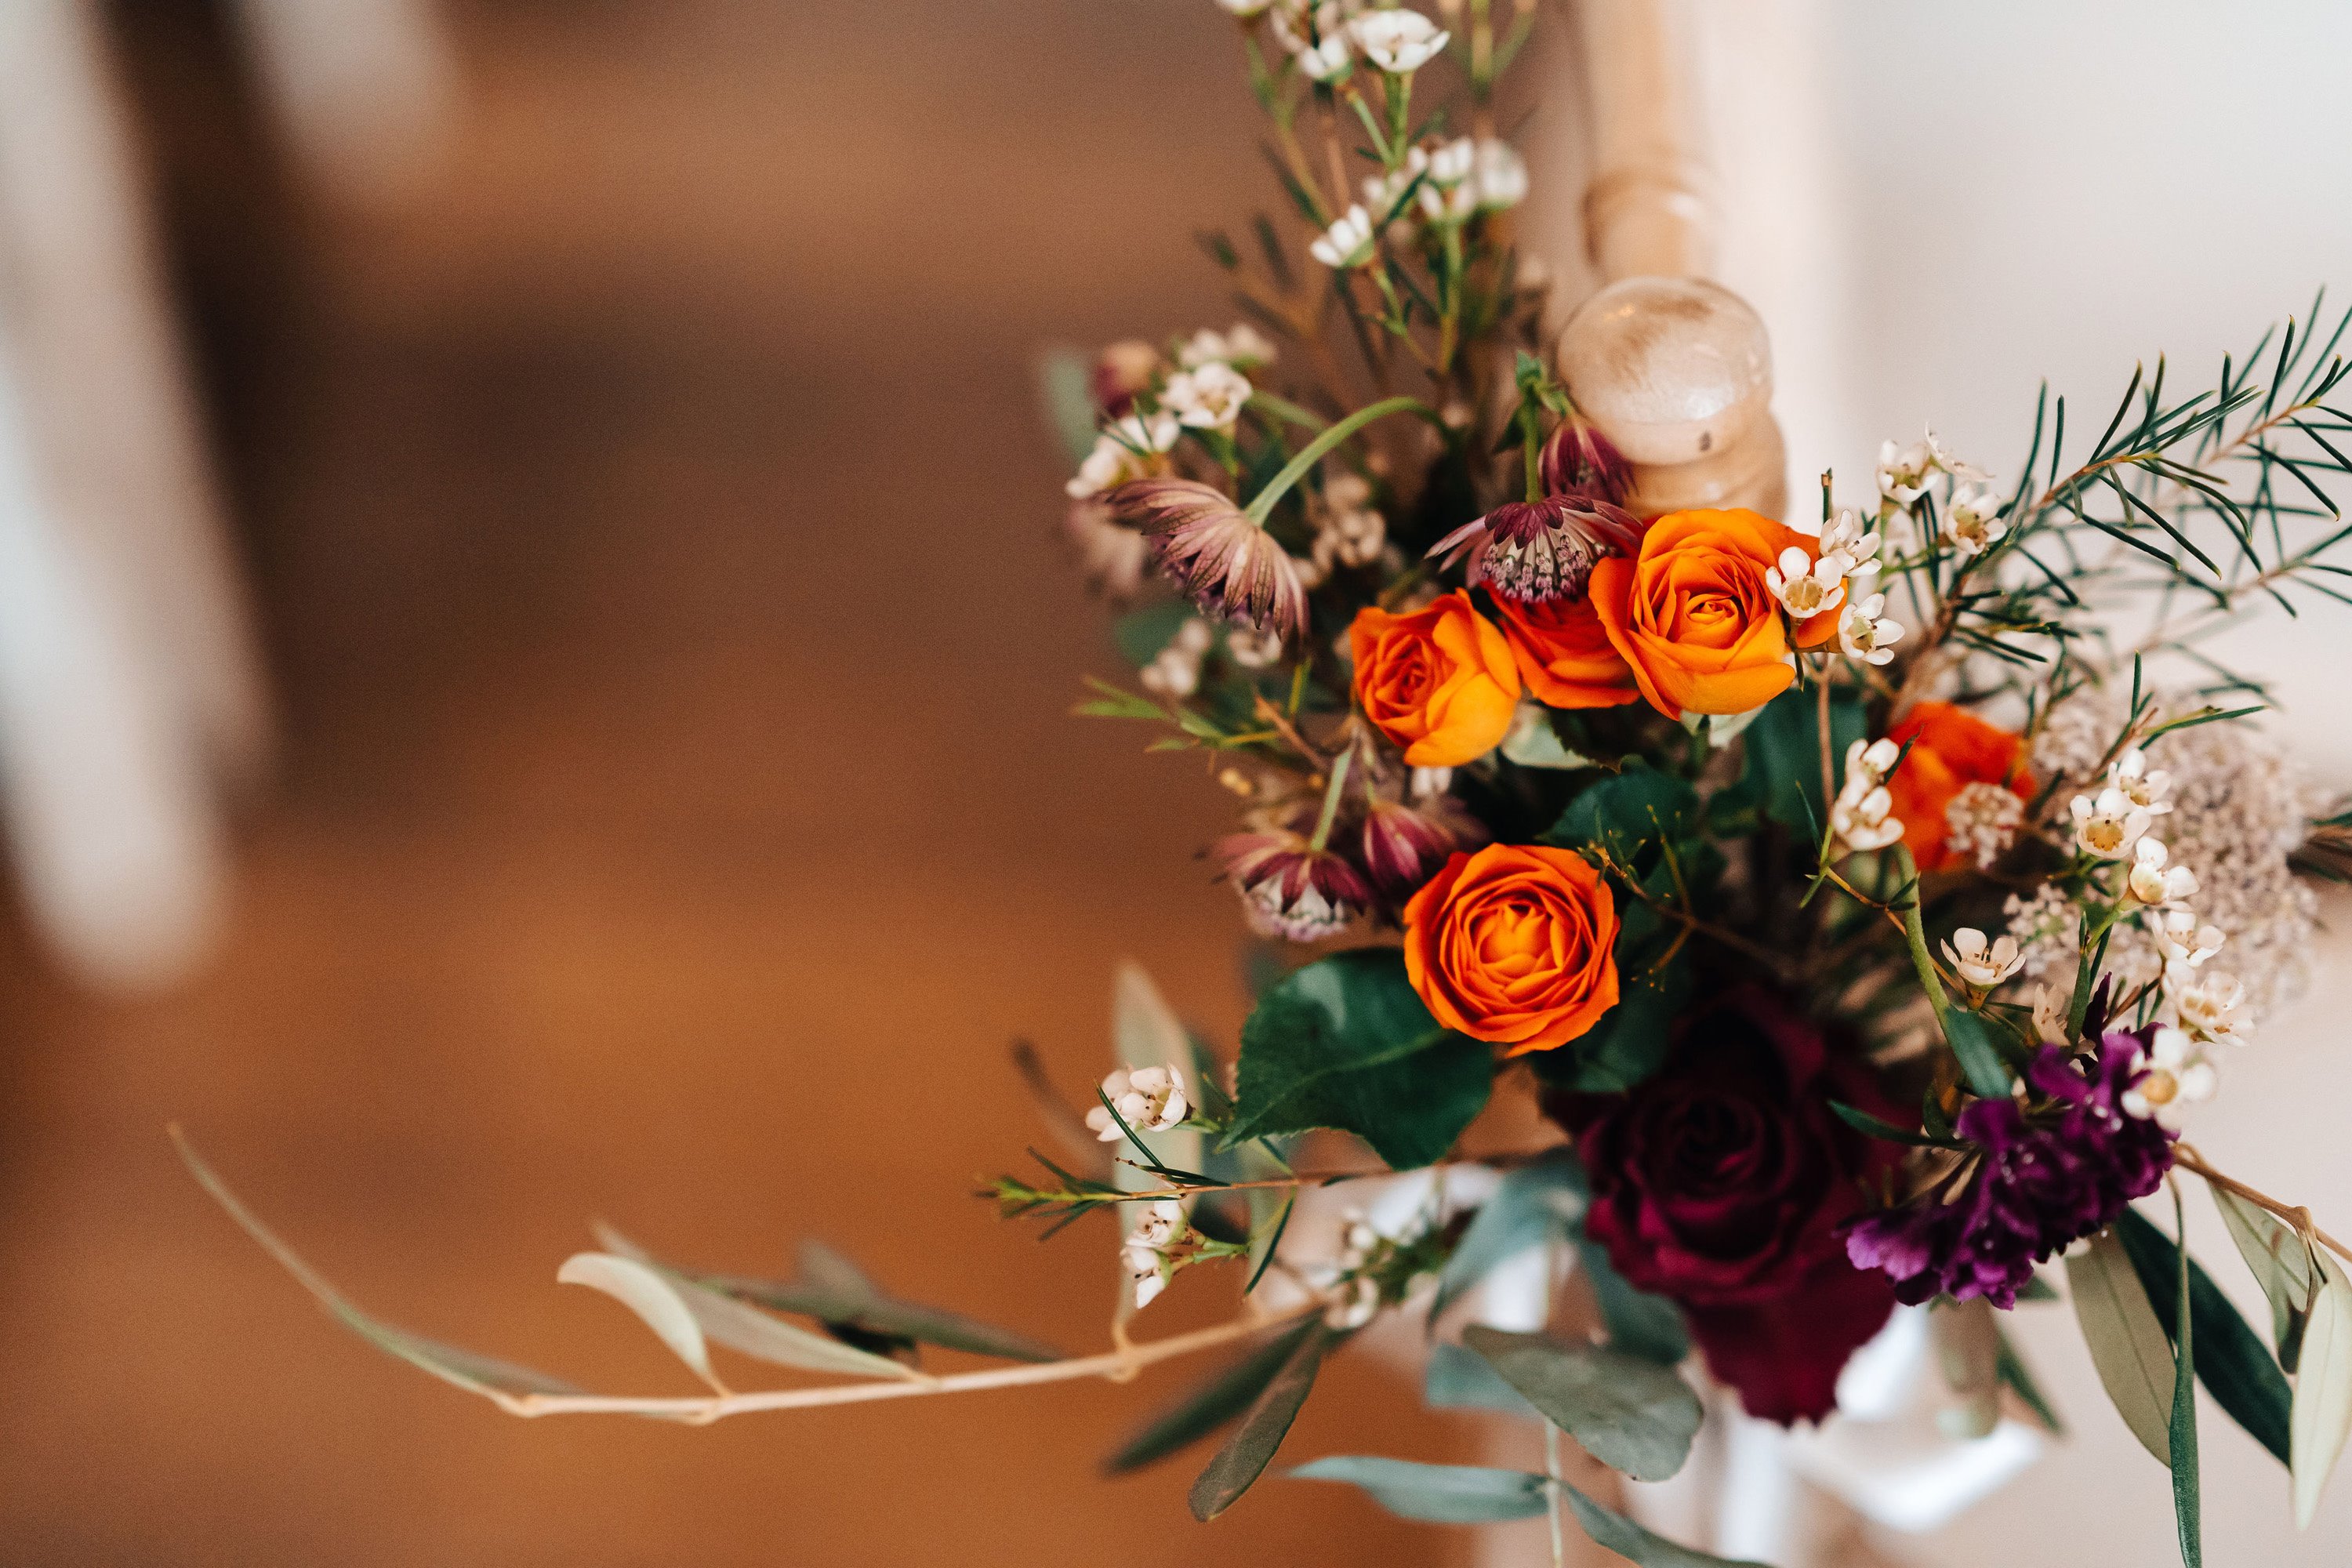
[1463,1327,1701,1482]
[2115,1205,2290,1466]
[2212,1183,2318,1372]
[2292,1247,2352,1528]
[557,1254,723,1388]
[2068,1229,2176,1465]
[1557,1479,1768,1566]
[1104,1319,1316,1474]
[1189,1322,1333,1519]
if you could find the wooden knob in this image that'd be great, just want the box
[1556,275,1786,518]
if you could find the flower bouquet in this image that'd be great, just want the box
[184,4,2352,1563]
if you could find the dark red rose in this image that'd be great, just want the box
[1548,988,1906,1424]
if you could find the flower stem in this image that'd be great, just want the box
[1308,746,1354,852]
[1243,394,1439,527]
[1893,844,1956,1034]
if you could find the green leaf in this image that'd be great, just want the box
[1534,935,1687,1094]
[1462,1327,1702,1482]
[1556,1479,1768,1566]
[1997,1326,2063,1434]
[1541,764,1700,865]
[1104,1319,1316,1474]
[571,1242,919,1383]
[1501,704,1597,769]
[1828,1100,1964,1150]
[1940,1009,2016,1102]
[1734,684,1865,835]
[1576,1234,1690,1367]
[2211,1184,2318,1373]
[1111,600,1196,668]
[173,1130,588,1405]
[2114,1207,2290,1466]
[1189,1322,1333,1519]
[1430,1154,1584,1323]
[1288,1456,1550,1523]
[596,1226,1062,1364]
[1425,1339,1541,1417]
[557,1254,720,1384]
[2068,1229,2176,1465]
[2167,1191,2202,1568]
[2293,1248,2352,1528]
[1228,949,1492,1168]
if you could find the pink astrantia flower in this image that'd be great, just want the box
[1428,494,1642,604]
[1110,477,1308,641]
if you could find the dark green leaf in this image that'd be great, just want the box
[1425,1339,1541,1417]
[1534,934,1688,1094]
[1577,1234,1690,1366]
[1430,1155,1584,1323]
[1997,1327,2063,1434]
[1940,1010,2015,1100]
[1227,950,1492,1168]
[1189,1322,1333,1519]
[1288,1456,1549,1523]
[1104,1319,1316,1473]
[1541,764,1700,865]
[1734,684,1865,835]
[1557,1479,1767,1566]
[2115,1207,2291,1467]
[1463,1327,1702,1482]
[2167,1192,2203,1568]
[1828,1100,1963,1150]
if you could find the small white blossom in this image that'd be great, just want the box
[1765,544,1847,619]
[1943,927,2024,989]
[2148,907,2227,975]
[1178,324,1276,369]
[2069,787,2151,860]
[1084,1065,1192,1142]
[2127,837,2199,906]
[1945,779,2025,870]
[2107,748,2173,816]
[2172,968,2250,1045]
[1324,1275,1381,1330]
[1131,1198,1186,1251]
[1838,593,1904,664]
[1878,438,1935,505]
[1297,31,1353,81]
[1351,9,1449,72]
[2121,1025,2217,1129]
[1410,765,1453,799]
[1161,361,1253,431]
[1309,204,1377,268]
[1216,0,1277,15]
[1942,485,2008,557]
[1471,139,1528,209]
[2031,984,2071,1044]
[1848,736,1902,782]
[1065,412,1179,499]
[1425,136,1475,186]
[1225,625,1284,668]
[1830,781,1904,853]
[1138,619,1215,699]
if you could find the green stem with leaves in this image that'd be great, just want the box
[1243,395,1442,527]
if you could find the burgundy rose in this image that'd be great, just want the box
[1549,988,1905,1424]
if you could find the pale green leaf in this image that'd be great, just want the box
[2293,1248,2352,1528]
[2212,1184,2318,1372]
[1290,1456,1549,1523]
[1501,704,1595,769]
[1430,1156,1582,1323]
[1189,1323,1331,1520]
[1463,1327,1702,1482]
[557,1253,718,1387]
[2068,1229,2175,1465]
[1425,1339,1539,1417]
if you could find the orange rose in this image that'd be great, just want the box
[1402,844,1620,1054]
[1350,592,1522,767]
[1588,508,1838,720]
[1885,702,2034,873]
[1490,592,1641,710]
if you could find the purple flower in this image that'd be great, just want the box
[1539,412,1634,506]
[1428,494,1642,604]
[1840,1029,2175,1308]
[1110,477,1308,641]
[1214,826,1373,942]
[1358,797,1486,907]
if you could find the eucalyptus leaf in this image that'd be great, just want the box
[1463,1327,1702,1482]
[1430,1155,1584,1324]
[1557,1479,1768,1567]
[2212,1184,2318,1373]
[1576,1235,1690,1367]
[2293,1248,2352,1528]
[2115,1206,2290,1466]
[1189,1322,1332,1519]
[557,1253,717,1386]
[1227,949,1491,1168]
[1501,703,1596,769]
[1425,1339,1540,1417]
[1105,1319,1316,1474]
[1289,1456,1549,1523]
[2068,1229,2176,1465]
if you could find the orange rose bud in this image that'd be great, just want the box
[1884,702,2034,873]
[1349,591,1522,767]
[1588,508,1840,720]
[1402,844,1621,1054]
[1490,591,1641,710]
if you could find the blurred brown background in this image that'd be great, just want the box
[0,2,1545,1561]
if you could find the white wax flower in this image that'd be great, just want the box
[1351,9,1449,72]
[1765,544,1847,619]
[1162,361,1253,430]
[1942,485,2008,557]
[1943,927,2024,989]
[1308,205,1377,268]
[1065,412,1179,499]
[1297,32,1352,81]
[2122,1025,2217,1129]
[2107,747,2173,815]
[1838,594,1904,665]
[2069,787,2151,860]
[2128,837,2199,906]
[1083,1065,1192,1141]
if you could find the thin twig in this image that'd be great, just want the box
[2172,1145,2352,1265]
